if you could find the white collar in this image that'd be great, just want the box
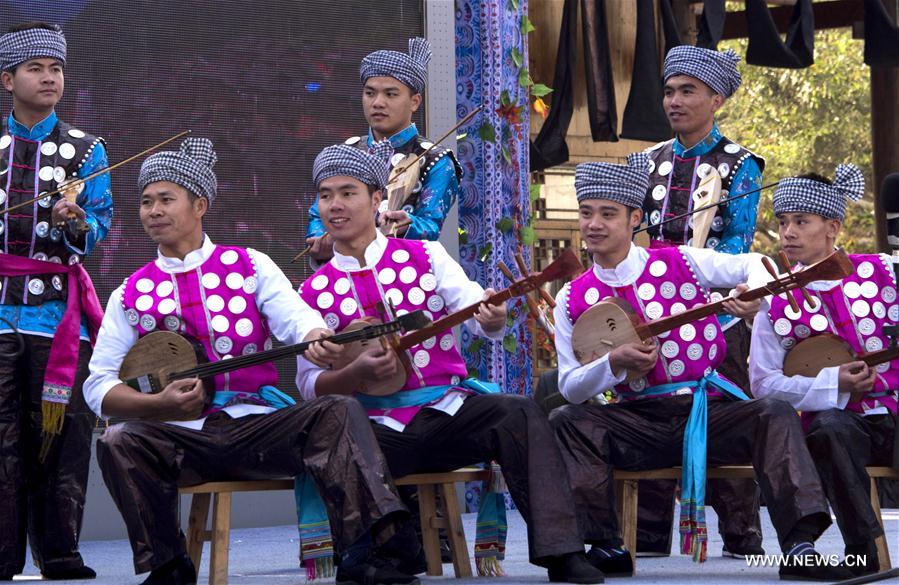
[331,231,389,271]
[154,234,216,273]
[591,243,649,287]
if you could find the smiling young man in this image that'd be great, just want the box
[305,37,461,263]
[83,138,410,585]
[639,45,765,559]
[549,153,851,582]
[750,165,887,576]
[295,143,604,584]
[0,22,113,582]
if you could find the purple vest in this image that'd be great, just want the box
[566,247,728,400]
[768,254,899,416]
[300,238,468,421]
[121,245,277,395]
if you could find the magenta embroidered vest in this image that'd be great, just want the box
[768,254,899,416]
[121,245,277,395]
[566,247,728,400]
[300,238,468,420]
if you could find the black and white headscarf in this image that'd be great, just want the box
[360,37,431,95]
[773,163,865,220]
[312,141,392,191]
[138,137,218,204]
[575,152,651,208]
[664,45,742,98]
[0,24,67,72]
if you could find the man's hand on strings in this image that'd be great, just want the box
[474,288,506,333]
[722,283,761,320]
[303,328,343,368]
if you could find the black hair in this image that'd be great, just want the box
[7,21,58,34]
[795,172,833,185]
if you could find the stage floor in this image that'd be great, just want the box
[11,506,898,584]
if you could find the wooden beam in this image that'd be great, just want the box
[872,0,899,253]
[720,0,864,40]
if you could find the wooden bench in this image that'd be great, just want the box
[614,465,899,573]
[181,467,490,585]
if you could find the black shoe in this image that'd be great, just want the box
[586,547,633,578]
[0,575,13,582]
[547,552,605,584]
[778,547,854,582]
[722,544,765,559]
[140,554,197,585]
[43,565,97,580]
[336,555,420,585]
[383,546,426,576]
[845,541,879,576]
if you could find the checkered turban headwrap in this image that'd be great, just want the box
[0,25,66,72]
[664,45,742,98]
[313,140,392,191]
[138,137,218,204]
[360,37,431,95]
[773,163,865,220]
[575,152,651,208]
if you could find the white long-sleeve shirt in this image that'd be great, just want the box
[749,253,896,415]
[554,243,770,405]
[84,235,325,427]
[295,231,503,403]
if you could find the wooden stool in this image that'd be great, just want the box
[614,465,899,573]
[395,468,491,578]
[181,468,491,584]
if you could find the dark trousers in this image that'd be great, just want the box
[635,321,764,554]
[96,395,406,574]
[372,393,583,566]
[0,334,92,576]
[551,396,831,550]
[805,410,895,547]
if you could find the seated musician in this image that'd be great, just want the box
[305,37,462,263]
[295,143,605,584]
[750,164,884,576]
[82,138,411,585]
[549,153,851,581]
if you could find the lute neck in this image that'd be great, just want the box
[398,289,514,350]
[640,286,771,340]
[860,344,899,369]
[172,320,403,380]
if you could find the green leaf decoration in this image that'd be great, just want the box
[496,216,515,233]
[510,47,523,68]
[529,183,541,202]
[531,83,554,97]
[503,334,518,354]
[521,225,536,246]
[501,145,512,164]
[458,227,468,246]
[520,15,536,35]
[508,0,520,10]
[478,242,493,261]
[518,68,533,88]
[478,122,496,143]
[468,338,485,355]
[500,90,512,106]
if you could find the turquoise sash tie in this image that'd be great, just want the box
[633,372,748,563]
[354,378,501,410]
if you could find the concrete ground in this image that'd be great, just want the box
[10,507,899,584]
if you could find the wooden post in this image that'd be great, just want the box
[872,0,899,253]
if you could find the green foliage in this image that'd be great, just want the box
[478,121,496,143]
[503,333,518,354]
[520,225,536,246]
[520,14,536,35]
[468,338,485,355]
[719,30,874,255]
[531,83,553,97]
[518,68,533,88]
[496,216,515,233]
[510,47,523,68]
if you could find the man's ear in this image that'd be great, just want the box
[1,71,14,93]
[410,92,422,113]
[629,207,644,229]
[372,188,384,210]
[826,218,842,240]
[194,195,209,218]
[711,93,726,115]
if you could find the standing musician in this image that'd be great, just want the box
[0,22,112,582]
[750,164,885,576]
[305,37,462,263]
[640,44,765,559]
[296,143,605,584]
[549,153,851,582]
[83,138,412,585]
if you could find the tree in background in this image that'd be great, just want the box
[719,30,874,255]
